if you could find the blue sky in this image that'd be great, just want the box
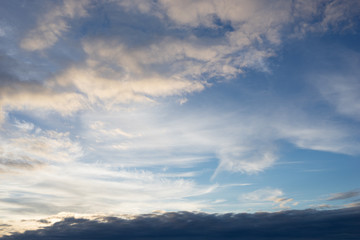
[1,0,360,236]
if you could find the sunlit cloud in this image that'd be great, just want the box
[0,80,86,124]
[239,188,296,209]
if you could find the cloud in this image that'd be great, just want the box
[110,0,286,77]
[6,0,360,122]
[0,52,87,124]
[78,95,360,177]
[241,188,284,202]
[274,197,295,208]
[13,119,35,131]
[275,119,359,155]
[0,1,360,237]
[8,131,82,163]
[239,187,295,209]
[51,67,206,106]
[125,0,360,48]
[2,207,360,239]
[20,0,89,51]
[159,0,291,37]
[320,0,360,32]
[25,0,358,178]
[328,190,360,201]
[316,74,360,121]
[215,147,276,175]
[0,79,86,124]
[0,145,216,222]
[345,202,360,208]
[311,204,335,210]
[0,157,45,174]
[81,108,282,173]
[292,0,360,37]
[0,123,83,170]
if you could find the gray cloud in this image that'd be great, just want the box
[2,207,360,239]
[345,202,360,208]
[328,190,360,201]
[0,198,61,215]
[0,157,45,173]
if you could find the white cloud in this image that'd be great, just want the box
[0,162,215,221]
[158,0,291,29]
[77,95,360,176]
[20,0,89,51]
[58,0,360,117]
[124,0,360,40]
[275,121,359,155]
[214,148,276,176]
[14,119,35,132]
[9,132,82,163]
[51,67,205,107]
[0,80,86,124]
[90,121,136,140]
[242,188,283,202]
[316,75,360,121]
[178,98,188,105]
[11,0,360,131]
[240,188,294,209]
[69,1,286,100]
[1,124,83,170]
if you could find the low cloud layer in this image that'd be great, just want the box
[2,207,360,240]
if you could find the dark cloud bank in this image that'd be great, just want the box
[2,207,360,240]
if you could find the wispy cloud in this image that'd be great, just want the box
[0,165,216,224]
[50,67,206,106]
[240,188,296,209]
[0,79,86,124]
[0,157,45,174]
[316,74,360,121]
[292,0,360,37]
[328,190,360,201]
[20,0,89,51]
[345,202,360,208]
[1,121,83,169]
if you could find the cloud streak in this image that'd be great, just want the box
[1,123,83,167]
[328,190,360,201]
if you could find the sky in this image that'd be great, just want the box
[0,0,360,238]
